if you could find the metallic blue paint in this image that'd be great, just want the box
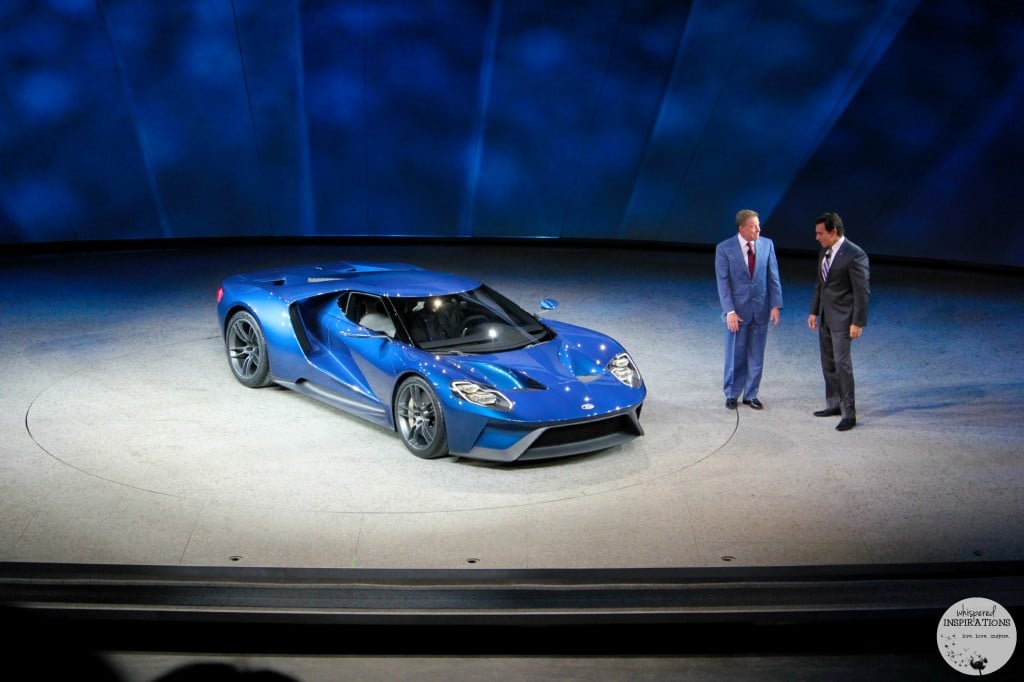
[217,261,645,462]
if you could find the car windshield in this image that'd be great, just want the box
[391,285,555,353]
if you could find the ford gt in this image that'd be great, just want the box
[216,261,645,462]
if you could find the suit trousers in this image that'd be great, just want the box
[817,319,856,418]
[723,321,768,400]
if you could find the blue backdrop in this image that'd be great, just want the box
[2,0,1022,267]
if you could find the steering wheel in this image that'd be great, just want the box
[460,314,489,336]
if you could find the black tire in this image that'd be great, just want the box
[394,376,449,459]
[225,310,272,388]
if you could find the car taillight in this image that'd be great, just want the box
[216,286,224,303]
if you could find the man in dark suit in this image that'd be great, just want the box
[807,212,870,431]
[715,209,783,410]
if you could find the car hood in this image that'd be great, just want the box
[438,336,620,392]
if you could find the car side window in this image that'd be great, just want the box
[337,292,353,319]
[345,293,396,338]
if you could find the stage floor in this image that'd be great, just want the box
[2,242,1022,571]
[5,241,1024,680]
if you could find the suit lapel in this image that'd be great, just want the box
[740,239,757,278]
[734,239,747,275]
[824,242,845,282]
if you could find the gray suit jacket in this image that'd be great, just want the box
[811,239,870,328]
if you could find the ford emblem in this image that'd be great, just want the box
[581,403,595,410]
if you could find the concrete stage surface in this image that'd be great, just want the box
[2,241,1022,568]
[1,242,1022,679]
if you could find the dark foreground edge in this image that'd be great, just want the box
[2,560,1022,658]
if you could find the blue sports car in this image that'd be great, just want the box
[216,261,645,462]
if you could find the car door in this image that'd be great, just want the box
[328,292,406,416]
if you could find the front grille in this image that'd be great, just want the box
[531,414,639,448]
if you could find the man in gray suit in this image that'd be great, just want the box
[715,209,783,410]
[807,212,870,431]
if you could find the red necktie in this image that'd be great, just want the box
[747,242,755,277]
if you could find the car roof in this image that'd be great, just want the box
[232,261,482,299]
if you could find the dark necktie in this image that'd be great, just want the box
[822,247,832,280]
[747,242,755,277]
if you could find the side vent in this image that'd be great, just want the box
[289,304,313,356]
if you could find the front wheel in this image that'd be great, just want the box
[394,376,449,459]
[225,310,272,388]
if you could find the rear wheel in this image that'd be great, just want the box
[394,376,448,458]
[225,310,272,388]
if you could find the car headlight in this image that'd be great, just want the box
[451,380,514,411]
[608,352,642,388]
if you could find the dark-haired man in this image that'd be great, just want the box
[807,212,870,431]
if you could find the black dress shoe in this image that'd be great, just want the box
[813,407,841,417]
[836,417,857,431]
[725,398,737,409]
[742,398,764,410]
